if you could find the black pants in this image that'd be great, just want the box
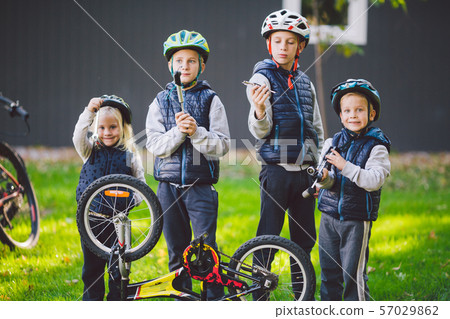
[257,164,317,255]
[80,219,120,301]
[81,243,121,301]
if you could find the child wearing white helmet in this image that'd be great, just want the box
[146,30,230,300]
[317,79,391,301]
[246,9,324,300]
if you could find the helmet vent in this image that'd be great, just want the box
[297,22,307,30]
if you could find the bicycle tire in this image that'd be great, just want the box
[76,174,163,261]
[227,235,316,301]
[0,141,40,249]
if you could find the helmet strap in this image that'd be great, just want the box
[170,53,202,89]
[287,47,300,90]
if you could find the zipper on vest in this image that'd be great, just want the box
[337,141,354,220]
[274,124,280,151]
[366,192,372,219]
[293,84,304,143]
[208,160,215,178]
[181,144,186,185]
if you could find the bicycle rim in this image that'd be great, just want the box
[228,236,314,301]
[0,143,39,249]
[78,175,162,261]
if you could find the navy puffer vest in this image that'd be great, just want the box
[318,127,391,221]
[153,80,219,185]
[76,146,133,215]
[254,59,319,165]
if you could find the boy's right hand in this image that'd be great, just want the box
[250,84,270,120]
[87,97,103,113]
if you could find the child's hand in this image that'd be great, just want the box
[320,168,329,181]
[325,149,347,171]
[87,97,103,113]
[250,84,270,120]
[175,112,197,136]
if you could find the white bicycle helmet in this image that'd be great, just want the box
[261,9,310,46]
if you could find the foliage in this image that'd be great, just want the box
[374,0,408,12]
[0,150,448,301]
[302,0,410,58]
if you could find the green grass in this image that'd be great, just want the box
[0,151,449,301]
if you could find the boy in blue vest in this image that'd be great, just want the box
[146,30,230,300]
[317,79,391,301]
[246,9,324,299]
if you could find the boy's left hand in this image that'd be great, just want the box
[325,149,347,171]
[175,112,197,136]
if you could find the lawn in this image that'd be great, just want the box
[0,149,449,301]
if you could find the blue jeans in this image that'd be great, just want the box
[157,182,224,300]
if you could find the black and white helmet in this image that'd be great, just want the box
[100,95,132,124]
[261,9,310,46]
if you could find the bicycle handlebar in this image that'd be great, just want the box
[0,95,30,135]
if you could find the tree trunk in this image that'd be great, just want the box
[312,0,329,139]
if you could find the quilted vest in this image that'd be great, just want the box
[153,80,219,185]
[76,146,133,215]
[318,127,391,221]
[254,59,319,165]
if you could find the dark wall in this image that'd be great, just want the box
[1,0,448,151]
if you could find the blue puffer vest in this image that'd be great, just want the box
[153,80,219,185]
[254,59,319,165]
[318,127,391,221]
[76,146,133,215]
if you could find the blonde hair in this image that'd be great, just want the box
[95,106,137,153]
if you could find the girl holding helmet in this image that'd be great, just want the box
[73,95,145,300]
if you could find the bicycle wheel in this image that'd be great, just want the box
[76,174,163,261]
[227,235,315,301]
[0,142,39,249]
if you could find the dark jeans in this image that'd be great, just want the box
[319,212,372,301]
[81,242,121,301]
[157,182,224,300]
[257,164,317,255]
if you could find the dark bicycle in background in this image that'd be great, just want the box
[0,94,39,249]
